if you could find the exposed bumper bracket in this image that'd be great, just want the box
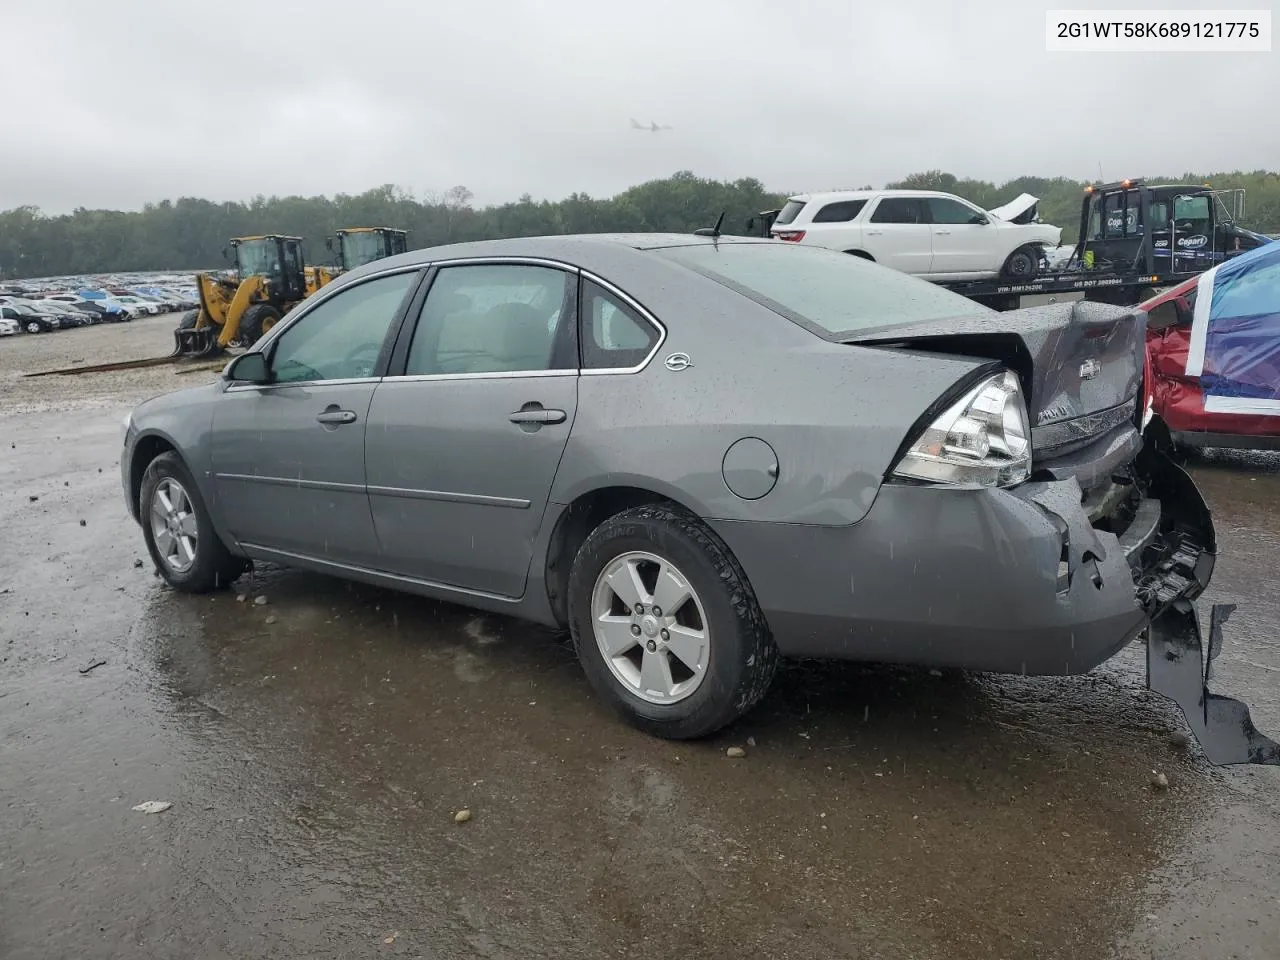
[1147,601,1280,765]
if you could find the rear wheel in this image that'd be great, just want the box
[238,304,281,347]
[1001,245,1041,280]
[140,452,246,592]
[567,504,778,739]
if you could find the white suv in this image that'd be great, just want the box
[769,189,1062,282]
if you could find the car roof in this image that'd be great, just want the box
[784,189,952,204]
[339,232,778,281]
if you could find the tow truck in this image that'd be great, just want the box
[748,179,1273,310]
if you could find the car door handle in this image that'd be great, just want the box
[509,407,566,425]
[316,409,357,425]
[866,230,883,236]
[934,229,951,235]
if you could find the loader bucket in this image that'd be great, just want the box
[172,325,224,359]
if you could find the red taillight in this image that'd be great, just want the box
[772,230,805,242]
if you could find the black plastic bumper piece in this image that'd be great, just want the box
[1134,446,1280,765]
[1147,602,1280,765]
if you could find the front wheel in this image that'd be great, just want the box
[25,320,45,334]
[567,504,778,739]
[1001,245,1041,280]
[140,452,246,592]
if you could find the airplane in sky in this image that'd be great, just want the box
[630,118,673,132]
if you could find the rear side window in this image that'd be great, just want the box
[870,197,924,224]
[811,199,868,223]
[580,279,659,370]
[772,200,808,226]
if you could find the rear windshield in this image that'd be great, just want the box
[652,242,990,338]
[772,200,808,226]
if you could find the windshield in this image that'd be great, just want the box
[236,239,282,278]
[651,242,990,338]
[340,231,387,269]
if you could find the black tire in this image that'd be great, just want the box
[1001,245,1041,280]
[238,304,281,347]
[176,309,199,331]
[139,451,247,593]
[567,504,778,740]
[24,319,47,334]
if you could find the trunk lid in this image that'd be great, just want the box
[849,300,1145,465]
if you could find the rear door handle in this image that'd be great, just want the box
[509,407,567,425]
[934,229,951,235]
[316,409,357,425]
[866,230,883,236]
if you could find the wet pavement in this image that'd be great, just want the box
[3,322,1280,959]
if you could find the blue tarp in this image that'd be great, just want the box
[1185,240,1280,415]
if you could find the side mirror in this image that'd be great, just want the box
[969,214,989,225]
[324,236,334,250]
[221,246,232,263]
[224,351,270,384]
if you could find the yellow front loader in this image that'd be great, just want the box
[173,234,325,358]
[326,227,409,273]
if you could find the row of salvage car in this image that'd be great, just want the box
[0,275,198,335]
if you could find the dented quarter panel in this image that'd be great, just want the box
[549,343,988,526]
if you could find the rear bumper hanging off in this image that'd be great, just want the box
[1135,447,1280,765]
[1148,602,1280,765]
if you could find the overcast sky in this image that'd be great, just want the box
[2,0,1276,214]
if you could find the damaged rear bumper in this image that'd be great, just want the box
[712,443,1280,766]
[1026,444,1280,766]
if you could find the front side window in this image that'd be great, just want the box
[654,242,988,340]
[925,197,984,225]
[405,263,574,376]
[870,197,924,224]
[268,270,417,384]
[580,280,659,370]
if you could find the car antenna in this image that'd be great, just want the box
[693,211,726,238]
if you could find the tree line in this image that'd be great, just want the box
[3,168,1279,280]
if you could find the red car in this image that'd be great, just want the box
[1141,241,1280,451]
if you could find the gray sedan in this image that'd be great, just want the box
[119,233,1234,743]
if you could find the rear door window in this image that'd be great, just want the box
[405,263,576,376]
[870,197,924,224]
